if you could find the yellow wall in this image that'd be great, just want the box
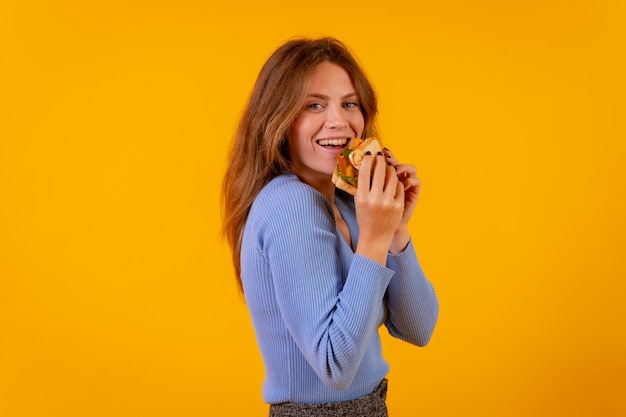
[1,1,625,416]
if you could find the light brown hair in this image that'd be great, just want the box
[221,37,379,293]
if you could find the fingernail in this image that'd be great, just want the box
[387,162,392,166]
[377,151,383,156]
[383,147,390,151]
[365,151,372,156]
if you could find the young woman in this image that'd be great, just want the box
[222,37,439,417]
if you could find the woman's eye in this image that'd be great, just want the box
[307,103,323,110]
[344,101,359,108]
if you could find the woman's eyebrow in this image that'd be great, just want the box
[305,92,358,99]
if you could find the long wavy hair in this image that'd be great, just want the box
[221,37,380,293]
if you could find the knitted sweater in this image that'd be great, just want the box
[240,173,439,404]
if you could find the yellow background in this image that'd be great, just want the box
[1,1,625,416]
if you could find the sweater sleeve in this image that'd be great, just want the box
[253,180,393,390]
[384,240,439,346]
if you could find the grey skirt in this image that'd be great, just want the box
[268,379,388,417]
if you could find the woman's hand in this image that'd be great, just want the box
[383,148,421,253]
[354,151,405,265]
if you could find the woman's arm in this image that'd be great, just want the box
[255,179,393,389]
[385,241,439,346]
[381,148,439,345]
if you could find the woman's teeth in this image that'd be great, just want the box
[317,138,348,146]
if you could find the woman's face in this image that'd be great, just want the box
[288,61,365,188]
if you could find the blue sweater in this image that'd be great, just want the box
[241,173,439,404]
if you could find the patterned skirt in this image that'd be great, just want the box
[268,379,388,417]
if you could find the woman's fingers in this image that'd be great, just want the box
[357,151,394,195]
[356,152,374,196]
[383,148,399,166]
[376,147,423,234]
[395,164,416,179]
[370,151,388,193]
[383,148,417,189]
[356,150,408,211]
[385,161,401,195]
[394,171,405,199]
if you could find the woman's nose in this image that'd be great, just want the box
[327,119,348,128]
[325,106,348,128]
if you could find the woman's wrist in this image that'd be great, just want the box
[356,232,394,266]
[389,226,411,254]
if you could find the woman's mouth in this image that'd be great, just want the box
[316,138,349,147]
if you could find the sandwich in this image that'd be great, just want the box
[332,137,383,195]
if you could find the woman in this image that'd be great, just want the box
[221,37,439,416]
